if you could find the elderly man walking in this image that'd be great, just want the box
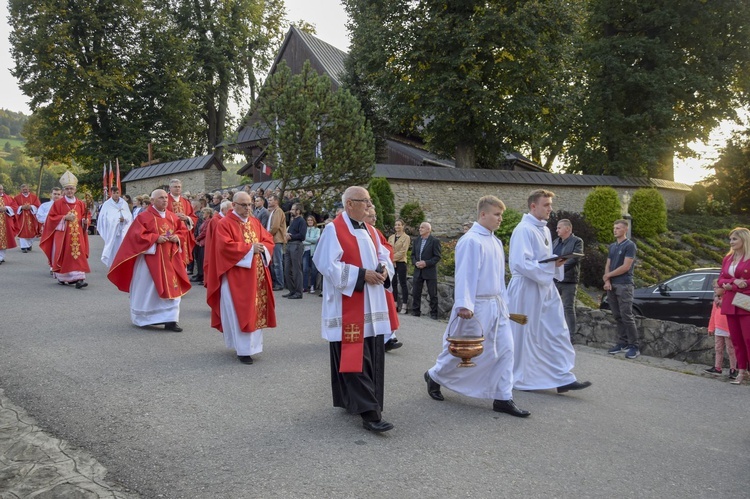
[313,186,395,433]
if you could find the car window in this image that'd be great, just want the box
[664,274,707,292]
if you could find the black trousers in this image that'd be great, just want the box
[412,275,438,317]
[284,241,304,294]
[392,261,408,306]
[329,336,385,420]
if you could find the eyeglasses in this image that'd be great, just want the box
[234,203,253,208]
[350,198,373,206]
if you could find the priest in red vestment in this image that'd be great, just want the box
[166,178,197,265]
[0,184,18,264]
[14,183,41,252]
[205,192,276,364]
[108,189,191,332]
[39,172,90,288]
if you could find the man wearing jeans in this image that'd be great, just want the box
[552,219,583,341]
[604,219,639,359]
[266,194,287,291]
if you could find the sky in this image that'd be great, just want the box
[0,0,738,185]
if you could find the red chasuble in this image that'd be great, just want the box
[39,197,90,274]
[375,228,400,333]
[0,194,18,249]
[205,212,276,333]
[13,193,40,238]
[107,206,191,299]
[166,195,197,265]
[332,215,385,373]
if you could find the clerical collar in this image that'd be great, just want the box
[524,213,547,227]
[171,194,180,201]
[64,196,76,202]
[350,219,367,230]
[233,212,248,223]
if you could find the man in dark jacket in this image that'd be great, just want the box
[411,222,442,319]
[552,219,583,340]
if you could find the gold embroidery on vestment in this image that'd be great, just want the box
[68,208,81,259]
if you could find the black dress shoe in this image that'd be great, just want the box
[556,380,592,393]
[282,292,292,298]
[362,420,394,433]
[424,371,444,401]
[75,280,88,289]
[288,293,303,299]
[58,281,68,285]
[493,399,530,418]
[21,248,27,253]
[238,355,254,365]
[190,275,203,282]
[385,338,403,352]
[164,322,183,332]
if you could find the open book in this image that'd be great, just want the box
[539,252,584,264]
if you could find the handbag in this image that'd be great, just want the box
[731,292,750,312]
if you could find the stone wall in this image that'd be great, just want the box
[573,307,714,366]
[389,179,684,236]
[124,167,222,197]
[404,279,715,366]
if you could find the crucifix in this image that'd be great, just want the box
[140,143,161,167]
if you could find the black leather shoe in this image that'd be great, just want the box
[288,293,302,299]
[385,338,403,352]
[493,399,530,418]
[557,380,592,393]
[238,355,254,365]
[282,292,292,298]
[424,371,444,401]
[190,275,203,282]
[75,280,88,289]
[362,420,394,433]
[164,322,183,332]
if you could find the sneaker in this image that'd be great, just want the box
[625,345,640,359]
[729,369,739,380]
[607,343,628,355]
[704,366,723,375]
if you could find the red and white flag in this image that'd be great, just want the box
[102,163,108,199]
[108,161,114,191]
[116,158,121,193]
[260,162,272,176]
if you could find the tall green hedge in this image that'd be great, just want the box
[583,187,621,243]
[368,177,395,229]
[630,188,667,238]
[399,202,425,232]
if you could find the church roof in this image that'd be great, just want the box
[121,154,225,183]
[269,26,348,87]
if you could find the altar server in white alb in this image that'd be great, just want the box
[424,195,530,417]
[507,189,592,393]
[313,186,395,434]
[97,187,133,268]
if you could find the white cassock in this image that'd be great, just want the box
[507,213,577,390]
[313,212,394,342]
[428,222,514,400]
[129,211,179,326]
[98,198,133,267]
[220,229,272,356]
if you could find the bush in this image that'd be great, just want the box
[438,239,456,278]
[368,177,395,229]
[494,208,523,248]
[583,187,621,243]
[399,202,425,232]
[580,246,608,288]
[630,188,667,238]
[683,184,708,214]
[369,191,385,231]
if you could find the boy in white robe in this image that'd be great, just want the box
[424,196,529,417]
[507,189,592,393]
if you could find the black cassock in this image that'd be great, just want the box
[329,335,385,422]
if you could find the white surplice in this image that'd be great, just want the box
[313,212,393,341]
[429,222,514,400]
[36,200,53,225]
[507,213,577,390]
[98,197,133,267]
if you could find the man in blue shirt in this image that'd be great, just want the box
[604,219,639,359]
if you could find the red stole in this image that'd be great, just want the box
[333,215,381,373]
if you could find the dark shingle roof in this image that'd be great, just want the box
[270,26,348,87]
[122,154,225,183]
[374,165,692,191]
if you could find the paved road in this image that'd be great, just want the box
[1,237,749,498]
